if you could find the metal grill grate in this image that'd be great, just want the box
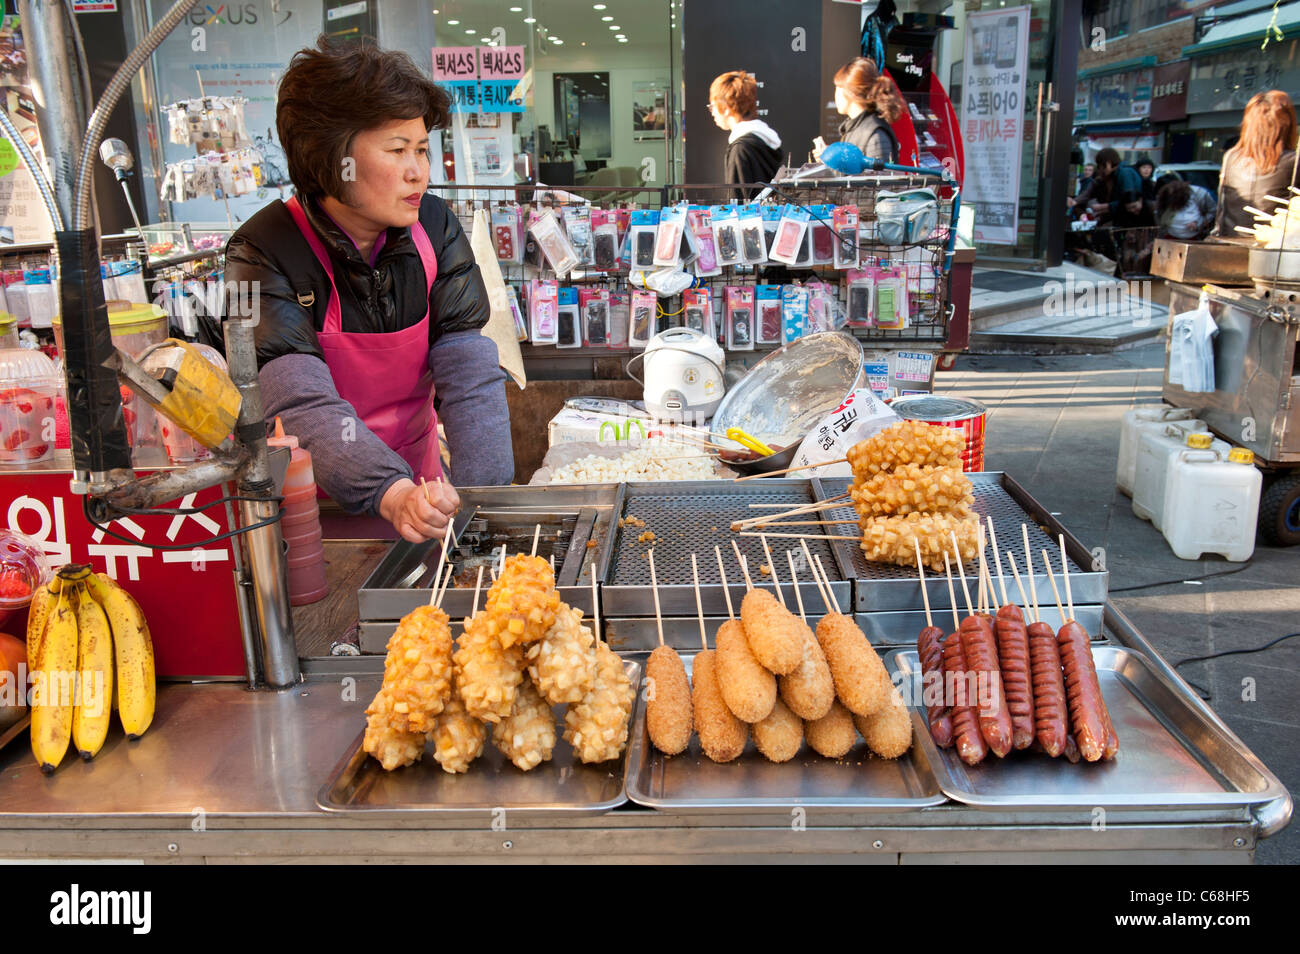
[609,487,845,586]
[820,475,1088,580]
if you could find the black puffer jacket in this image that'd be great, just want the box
[224,192,488,367]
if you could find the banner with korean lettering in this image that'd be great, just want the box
[961,5,1030,246]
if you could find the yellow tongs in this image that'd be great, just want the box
[725,427,776,457]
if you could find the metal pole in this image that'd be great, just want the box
[224,315,299,689]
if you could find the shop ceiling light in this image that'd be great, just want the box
[447,19,459,24]
[553,38,564,44]
[524,16,536,23]
[510,5,522,10]
[602,15,613,20]
[609,24,620,30]
[617,37,627,43]
[593,3,607,8]
[465,28,475,33]
[615,34,625,39]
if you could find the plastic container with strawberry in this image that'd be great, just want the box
[0,528,53,632]
[0,348,59,465]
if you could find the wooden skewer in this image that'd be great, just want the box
[429,528,452,607]
[471,564,485,617]
[737,531,861,541]
[730,539,754,591]
[786,550,807,623]
[976,522,987,615]
[715,545,735,621]
[1006,549,1031,622]
[1025,544,1041,625]
[799,541,830,614]
[746,494,850,509]
[437,563,454,606]
[987,516,1008,607]
[647,547,664,648]
[734,519,859,528]
[734,456,848,481]
[530,524,541,558]
[913,537,933,630]
[1041,548,1067,622]
[498,543,507,576]
[808,551,833,614]
[943,553,961,632]
[590,563,601,643]
[735,494,851,527]
[691,553,708,652]
[812,554,840,617]
[759,533,786,608]
[1058,534,1074,621]
[949,531,975,618]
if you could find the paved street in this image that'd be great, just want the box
[943,340,1298,864]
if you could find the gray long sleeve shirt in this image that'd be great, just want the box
[258,330,514,515]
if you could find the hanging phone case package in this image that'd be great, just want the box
[761,204,783,258]
[506,285,528,342]
[530,209,580,278]
[579,288,611,347]
[556,286,582,349]
[781,285,809,344]
[591,209,619,271]
[608,291,630,348]
[845,269,875,328]
[794,221,814,267]
[805,281,843,334]
[683,287,714,339]
[709,205,743,267]
[688,209,722,277]
[628,210,660,271]
[629,290,657,350]
[523,210,545,268]
[738,204,767,265]
[562,205,596,267]
[872,267,909,330]
[724,286,755,351]
[811,205,836,266]
[770,206,811,266]
[492,205,523,264]
[654,204,688,267]
[755,284,784,345]
[832,205,860,269]
[527,279,560,345]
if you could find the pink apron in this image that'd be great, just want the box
[284,196,443,482]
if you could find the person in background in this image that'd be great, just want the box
[813,57,903,164]
[1215,89,1298,237]
[1134,156,1157,203]
[1076,161,1095,196]
[1071,148,1147,225]
[709,70,783,200]
[1155,175,1217,240]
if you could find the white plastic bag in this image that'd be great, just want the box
[788,389,900,477]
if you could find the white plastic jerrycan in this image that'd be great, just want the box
[1133,426,1227,530]
[1162,442,1261,561]
[1117,405,1199,497]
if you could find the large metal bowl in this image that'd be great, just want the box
[711,332,866,475]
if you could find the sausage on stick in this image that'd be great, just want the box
[913,537,953,748]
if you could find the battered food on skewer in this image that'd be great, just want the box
[454,610,526,723]
[526,603,597,704]
[429,672,486,774]
[814,612,892,718]
[484,554,562,649]
[854,686,913,759]
[851,463,974,518]
[363,603,454,764]
[713,618,777,723]
[563,641,635,763]
[692,650,748,762]
[846,419,965,478]
[752,697,803,763]
[646,644,692,756]
[362,694,427,771]
[778,626,836,720]
[492,677,557,771]
[805,700,858,758]
[858,511,979,571]
[739,588,803,675]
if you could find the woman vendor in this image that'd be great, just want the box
[226,38,513,543]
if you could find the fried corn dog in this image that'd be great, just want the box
[805,699,858,758]
[564,642,635,763]
[692,650,748,762]
[369,605,454,735]
[815,613,892,718]
[645,645,693,756]
[859,511,980,572]
[429,674,486,774]
[485,554,562,648]
[713,618,777,722]
[454,611,526,723]
[739,589,803,675]
[362,690,427,771]
[778,625,835,720]
[847,419,965,478]
[526,603,596,704]
[854,686,913,759]
[752,697,803,763]
[851,463,974,518]
[492,677,556,771]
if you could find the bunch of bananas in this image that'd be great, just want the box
[24,565,156,773]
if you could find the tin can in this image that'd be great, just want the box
[890,395,988,472]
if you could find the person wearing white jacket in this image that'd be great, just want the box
[709,70,783,200]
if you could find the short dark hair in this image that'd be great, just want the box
[1095,147,1121,170]
[277,36,450,199]
[1134,155,1154,171]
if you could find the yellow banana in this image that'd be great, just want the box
[25,579,55,669]
[31,586,78,773]
[72,583,114,760]
[85,573,155,739]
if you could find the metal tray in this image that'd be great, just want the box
[624,653,945,813]
[317,660,639,816]
[820,473,1108,612]
[601,479,855,618]
[891,647,1289,811]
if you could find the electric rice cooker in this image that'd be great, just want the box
[628,327,726,422]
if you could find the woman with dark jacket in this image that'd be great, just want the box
[1215,90,1298,237]
[709,70,783,200]
[224,38,513,543]
[816,57,903,164]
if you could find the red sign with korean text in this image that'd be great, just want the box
[2,472,246,678]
